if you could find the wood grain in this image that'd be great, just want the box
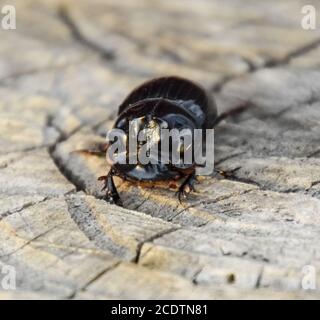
[0,0,320,299]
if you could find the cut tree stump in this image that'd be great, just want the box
[0,0,320,299]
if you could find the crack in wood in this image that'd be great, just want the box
[0,224,61,259]
[0,197,50,222]
[0,58,89,85]
[58,5,115,61]
[212,37,320,93]
[67,261,121,299]
[133,227,180,264]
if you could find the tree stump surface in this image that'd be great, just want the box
[0,0,320,299]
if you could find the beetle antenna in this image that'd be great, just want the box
[213,101,255,127]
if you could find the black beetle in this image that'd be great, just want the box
[79,76,249,205]
[99,76,217,204]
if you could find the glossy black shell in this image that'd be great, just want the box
[112,76,217,182]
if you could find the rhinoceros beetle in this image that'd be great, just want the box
[79,76,249,205]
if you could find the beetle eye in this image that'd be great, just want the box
[117,118,127,128]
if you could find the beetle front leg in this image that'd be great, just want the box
[177,171,197,203]
[98,169,122,206]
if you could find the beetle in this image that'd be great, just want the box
[78,76,249,205]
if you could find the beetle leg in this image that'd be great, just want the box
[214,167,241,178]
[212,102,254,127]
[98,169,122,206]
[71,142,109,157]
[177,172,197,203]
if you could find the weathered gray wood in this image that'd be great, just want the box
[1,0,320,299]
